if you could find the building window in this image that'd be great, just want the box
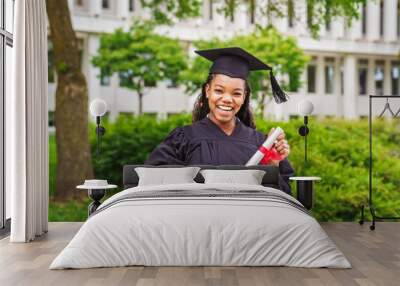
[100,69,110,86]
[362,3,367,36]
[144,79,156,87]
[375,61,385,95]
[129,0,135,12]
[48,41,55,83]
[249,0,255,24]
[325,19,331,32]
[325,5,331,32]
[288,0,294,28]
[167,112,181,118]
[75,0,83,6]
[119,112,134,117]
[226,1,235,23]
[48,111,55,127]
[144,112,157,118]
[164,78,178,89]
[102,0,109,9]
[307,63,316,93]
[307,1,313,30]
[358,59,368,95]
[118,71,132,87]
[380,0,384,37]
[324,58,334,94]
[209,0,213,20]
[392,62,400,95]
[340,64,344,95]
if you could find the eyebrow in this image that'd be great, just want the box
[214,84,244,91]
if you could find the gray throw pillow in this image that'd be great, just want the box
[135,167,201,186]
[200,169,266,185]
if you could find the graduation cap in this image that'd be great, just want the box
[195,47,288,104]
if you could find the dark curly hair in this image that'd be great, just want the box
[192,74,256,129]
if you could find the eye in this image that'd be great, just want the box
[214,89,223,94]
[233,92,243,97]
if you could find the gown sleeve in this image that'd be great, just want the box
[145,127,188,165]
[278,158,295,195]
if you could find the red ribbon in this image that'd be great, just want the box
[259,146,283,165]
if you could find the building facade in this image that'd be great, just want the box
[48,0,400,122]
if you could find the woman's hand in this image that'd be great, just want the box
[267,128,290,166]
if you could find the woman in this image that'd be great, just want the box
[146,47,294,194]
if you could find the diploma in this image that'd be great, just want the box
[245,127,284,166]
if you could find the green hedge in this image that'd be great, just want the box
[89,114,193,187]
[49,114,400,222]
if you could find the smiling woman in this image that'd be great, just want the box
[146,47,294,194]
[206,74,246,134]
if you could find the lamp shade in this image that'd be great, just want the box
[90,99,107,117]
[298,99,314,116]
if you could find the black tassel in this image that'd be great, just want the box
[269,71,289,104]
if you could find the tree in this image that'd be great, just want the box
[181,26,309,115]
[140,0,202,24]
[92,21,188,115]
[46,0,93,200]
[44,0,203,201]
[142,0,366,38]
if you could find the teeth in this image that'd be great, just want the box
[217,105,233,111]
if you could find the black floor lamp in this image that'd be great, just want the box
[298,99,314,165]
[89,98,107,156]
[289,99,320,210]
[82,98,109,215]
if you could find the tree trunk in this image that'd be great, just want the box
[46,0,94,201]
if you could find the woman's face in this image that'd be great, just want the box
[206,74,246,124]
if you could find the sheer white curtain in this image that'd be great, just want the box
[8,0,48,242]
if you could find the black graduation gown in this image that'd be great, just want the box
[145,117,295,194]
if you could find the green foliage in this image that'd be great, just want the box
[304,0,366,38]
[49,199,89,222]
[256,117,400,221]
[49,114,400,222]
[234,27,309,93]
[89,113,192,187]
[180,37,227,95]
[57,61,68,73]
[140,0,202,24]
[91,20,188,112]
[140,0,366,37]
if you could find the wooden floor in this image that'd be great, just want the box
[0,222,399,286]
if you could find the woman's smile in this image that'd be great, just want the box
[216,105,234,111]
[206,74,245,125]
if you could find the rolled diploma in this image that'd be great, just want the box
[245,127,284,166]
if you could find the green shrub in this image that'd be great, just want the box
[49,114,400,222]
[256,117,400,221]
[89,113,192,187]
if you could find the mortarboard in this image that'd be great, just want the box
[195,47,288,104]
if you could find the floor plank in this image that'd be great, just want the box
[0,222,399,286]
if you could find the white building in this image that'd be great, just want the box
[48,0,400,122]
